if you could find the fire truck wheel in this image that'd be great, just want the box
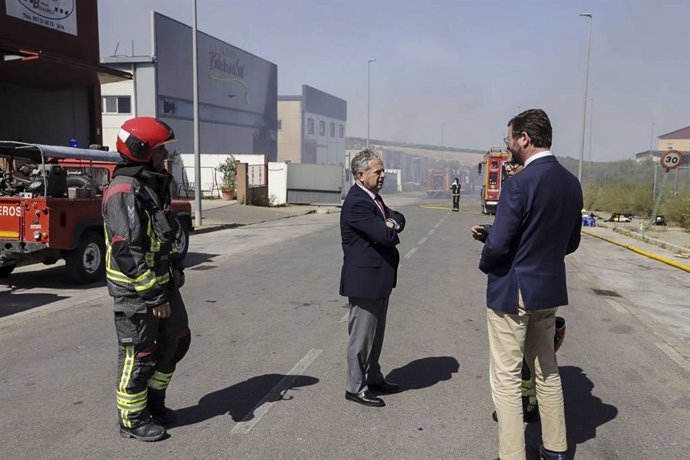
[0,264,16,278]
[65,231,105,284]
[173,224,190,261]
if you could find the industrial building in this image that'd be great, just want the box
[0,1,129,146]
[277,85,346,165]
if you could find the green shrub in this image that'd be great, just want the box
[661,194,690,231]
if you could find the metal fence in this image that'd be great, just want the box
[248,164,266,187]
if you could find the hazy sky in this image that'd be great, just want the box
[99,0,690,161]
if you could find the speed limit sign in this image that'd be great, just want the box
[660,150,682,171]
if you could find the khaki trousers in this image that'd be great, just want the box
[486,299,567,460]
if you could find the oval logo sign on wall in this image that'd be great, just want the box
[660,150,682,171]
[17,0,76,20]
[6,0,78,35]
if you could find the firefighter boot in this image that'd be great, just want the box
[148,389,178,426]
[119,418,166,442]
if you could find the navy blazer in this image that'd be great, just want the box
[479,156,582,313]
[340,185,405,299]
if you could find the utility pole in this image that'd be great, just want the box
[367,59,376,149]
[577,13,593,183]
[192,0,202,227]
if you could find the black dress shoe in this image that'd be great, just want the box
[345,390,385,407]
[368,380,402,394]
[539,445,568,460]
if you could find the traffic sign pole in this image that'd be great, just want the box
[650,151,682,226]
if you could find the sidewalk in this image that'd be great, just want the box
[582,221,690,272]
[593,220,690,254]
[186,199,339,234]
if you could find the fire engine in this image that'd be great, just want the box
[425,169,453,198]
[478,147,511,214]
[0,141,192,283]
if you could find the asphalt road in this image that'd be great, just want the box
[0,195,688,459]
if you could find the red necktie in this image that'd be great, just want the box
[374,195,387,218]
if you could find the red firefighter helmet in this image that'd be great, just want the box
[116,117,176,163]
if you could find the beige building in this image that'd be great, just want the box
[635,126,690,165]
[658,125,690,153]
[277,85,346,165]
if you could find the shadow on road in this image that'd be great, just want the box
[525,365,618,459]
[386,356,460,391]
[0,265,105,290]
[173,373,319,427]
[183,252,220,269]
[0,292,69,318]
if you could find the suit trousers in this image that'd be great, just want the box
[346,296,389,393]
[486,299,567,460]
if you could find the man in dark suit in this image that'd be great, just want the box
[471,109,582,460]
[340,149,405,407]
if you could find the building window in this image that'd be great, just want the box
[102,96,131,114]
[307,117,314,135]
[319,120,326,136]
[277,119,282,130]
[339,124,344,138]
[330,122,335,137]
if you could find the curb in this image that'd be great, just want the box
[191,223,243,235]
[581,229,690,273]
[596,222,689,254]
[189,209,319,236]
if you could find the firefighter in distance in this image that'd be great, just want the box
[450,177,461,211]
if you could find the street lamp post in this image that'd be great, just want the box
[367,59,376,149]
[441,123,445,160]
[588,97,593,166]
[192,0,201,227]
[577,13,592,183]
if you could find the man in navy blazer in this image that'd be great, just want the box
[472,109,582,460]
[340,149,405,407]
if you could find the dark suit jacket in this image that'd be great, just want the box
[479,155,583,313]
[340,185,405,299]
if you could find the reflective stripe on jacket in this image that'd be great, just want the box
[103,173,173,313]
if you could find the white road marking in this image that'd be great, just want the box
[656,343,690,373]
[404,247,417,259]
[428,228,436,235]
[231,348,323,434]
[339,312,349,323]
[604,298,628,314]
[418,237,428,245]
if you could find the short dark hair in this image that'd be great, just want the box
[508,109,552,148]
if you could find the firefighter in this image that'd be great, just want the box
[103,117,190,442]
[450,177,461,211]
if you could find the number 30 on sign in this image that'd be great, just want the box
[660,150,682,171]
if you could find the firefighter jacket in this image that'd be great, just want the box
[451,182,461,195]
[103,164,183,315]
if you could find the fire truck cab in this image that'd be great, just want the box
[478,147,511,215]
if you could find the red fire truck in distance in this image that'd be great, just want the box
[478,147,511,215]
[425,169,453,198]
[0,141,192,283]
